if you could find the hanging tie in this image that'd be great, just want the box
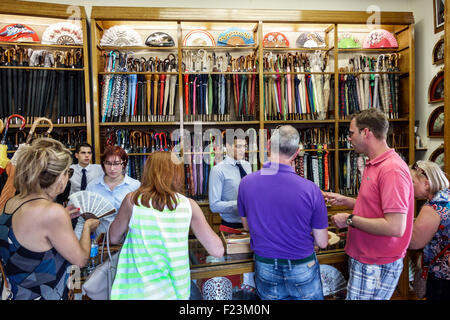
[81,168,87,191]
[236,162,247,179]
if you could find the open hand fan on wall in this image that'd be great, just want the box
[68,191,116,220]
[100,25,143,47]
[41,22,83,45]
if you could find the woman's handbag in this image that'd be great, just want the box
[414,243,450,299]
[82,223,121,300]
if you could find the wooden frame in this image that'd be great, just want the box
[434,0,445,33]
[429,144,445,169]
[432,37,445,65]
[427,105,445,137]
[428,70,444,103]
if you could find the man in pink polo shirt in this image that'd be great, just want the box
[323,108,414,300]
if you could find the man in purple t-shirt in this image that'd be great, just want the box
[237,125,329,300]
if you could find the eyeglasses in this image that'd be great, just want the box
[104,161,124,167]
[67,168,74,179]
[412,162,428,179]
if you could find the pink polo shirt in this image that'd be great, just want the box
[346,149,414,265]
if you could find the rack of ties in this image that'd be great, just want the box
[339,53,400,120]
[104,128,177,181]
[182,50,258,122]
[0,46,85,124]
[100,51,179,123]
[263,51,332,121]
[293,127,334,192]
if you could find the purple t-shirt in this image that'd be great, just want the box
[237,162,328,260]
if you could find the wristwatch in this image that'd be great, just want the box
[346,214,354,227]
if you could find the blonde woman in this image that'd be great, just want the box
[409,160,449,300]
[0,138,99,300]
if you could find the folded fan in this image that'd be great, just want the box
[68,191,116,220]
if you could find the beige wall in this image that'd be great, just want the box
[24,0,438,162]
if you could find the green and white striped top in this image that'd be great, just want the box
[110,194,192,300]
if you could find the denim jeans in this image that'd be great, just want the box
[254,255,324,300]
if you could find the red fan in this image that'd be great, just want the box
[0,23,39,42]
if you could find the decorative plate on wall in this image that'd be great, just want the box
[428,70,444,103]
[183,30,215,47]
[427,105,444,137]
[432,37,444,65]
[429,144,445,171]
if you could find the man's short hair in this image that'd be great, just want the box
[350,108,389,140]
[75,142,93,154]
[270,125,299,158]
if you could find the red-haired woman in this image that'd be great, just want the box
[109,151,224,300]
[74,145,140,238]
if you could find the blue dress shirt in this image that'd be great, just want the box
[208,156,252,223]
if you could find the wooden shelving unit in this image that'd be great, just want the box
[0,0,92,149]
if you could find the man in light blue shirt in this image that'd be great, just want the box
[208,137,252,228]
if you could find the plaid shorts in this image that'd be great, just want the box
[346,257,403,300]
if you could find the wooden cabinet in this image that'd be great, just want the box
[89,6,415,299]
[0,0,92,150]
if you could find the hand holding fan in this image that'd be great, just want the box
[68,191,116,220]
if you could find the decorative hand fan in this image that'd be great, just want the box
[202,277,233,300]
[0,24,39,42]
[263,32,289,48]
[217,27,254,46]
[100,25,143,47]
[338,33,361,49]
[183,30,215,46]
[145,32,175,47]
[363,29,398,49]
[68,191,116,220]
[41,22,83,45]
[296,32,325,48]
